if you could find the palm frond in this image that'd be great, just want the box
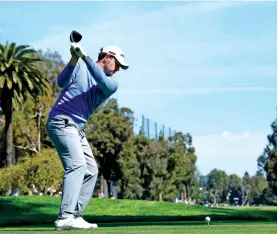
[16,48,37,58]
[7,42,16,62]
[0,41,51,109]
[14,45,29,57]
[0,76,5,88]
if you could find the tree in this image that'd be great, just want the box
[8,49,62,162]
[207,169,229,205]
[13,90,54,159]
[257,119,277,195]
[117,138,143,199]
[259,187,276,205]
[0,42,49,167]
[229,174,242,205]
[86,99,134,196]
[250,172,267,205]
[32,49,64,148]
[133,135,152,200]
[241,172,252,206]
[37,49,64,97]
[146,139,169,201]
[168,132,198,203]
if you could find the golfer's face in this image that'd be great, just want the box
[105,56,120,76]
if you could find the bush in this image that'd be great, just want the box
[0,165,26,195]
[0,148,63,195]
[22,148,64,194]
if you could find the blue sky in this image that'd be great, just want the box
[0,1,276,177]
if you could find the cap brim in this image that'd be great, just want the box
[120,63,129,70]
[116,56,129,70]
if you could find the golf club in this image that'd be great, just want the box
[70,30,82,43]
[70,30,83,55]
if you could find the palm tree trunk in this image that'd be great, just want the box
[37,108,42,151]
[2,92,13,167]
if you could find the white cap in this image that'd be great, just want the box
[100,45,129,70]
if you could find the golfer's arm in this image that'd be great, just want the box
[57,63,76,88]
[82,56,118,97]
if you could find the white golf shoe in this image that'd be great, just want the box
[54,217,98,230]
[75,217,98,229]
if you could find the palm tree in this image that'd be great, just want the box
[0,41,49,167]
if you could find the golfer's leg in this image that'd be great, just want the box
[74,136,98,217]
[47,121,87,219]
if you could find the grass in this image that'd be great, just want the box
[0,196,276,225]
[0,196,276,233]
[0,222,276,234]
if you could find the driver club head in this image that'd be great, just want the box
[70,30,82,43]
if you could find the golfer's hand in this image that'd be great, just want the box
[70,48,79,66]
[71,42,88,58]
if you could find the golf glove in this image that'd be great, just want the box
[71,42,87,57]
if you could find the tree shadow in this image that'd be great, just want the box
[0,198,58,227]
[0,197,276,228]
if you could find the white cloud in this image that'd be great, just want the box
[221,131,231,139]
[221,130,251,140]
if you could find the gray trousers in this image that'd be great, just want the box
[46,116,98,219]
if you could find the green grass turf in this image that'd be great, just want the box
[0,222,276,234]
[0,196,276,227]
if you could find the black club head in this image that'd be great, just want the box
[70,30,82,43]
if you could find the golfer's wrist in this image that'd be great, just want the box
[70,56,79,66]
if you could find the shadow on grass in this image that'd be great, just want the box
[0,198,58,227]
[85,213,276,225]
[0,197,276,228]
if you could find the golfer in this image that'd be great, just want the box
[46,42,129,230]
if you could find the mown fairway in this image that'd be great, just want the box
[0,222,276,234]
[0,196,276,234]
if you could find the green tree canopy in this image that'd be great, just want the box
[207,169,229,205]
[0,42,49,167]
[86,98,134,195]
[257,119,277,195]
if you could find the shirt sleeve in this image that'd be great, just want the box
[57,63,78,88]
[82,56,118,97]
